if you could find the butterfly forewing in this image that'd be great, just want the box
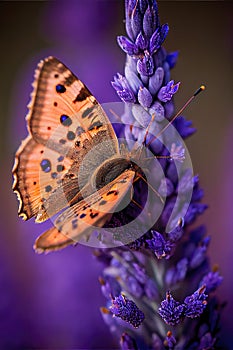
[13,56,119,223]
[28,57,118,151]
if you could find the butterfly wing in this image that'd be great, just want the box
[34,169,135,253]
[13,56,119,221]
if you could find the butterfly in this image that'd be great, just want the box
[12,56,154,253]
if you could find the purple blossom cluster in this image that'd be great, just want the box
[97,0,223,348]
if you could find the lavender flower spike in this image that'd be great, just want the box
[99,0,223,348]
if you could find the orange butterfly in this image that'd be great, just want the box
[12,57,149,253]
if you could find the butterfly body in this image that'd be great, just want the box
[12,56,144,252]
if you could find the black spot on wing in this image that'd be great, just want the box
[99,200,107,205]
[64,74,76,86]
[90,212,99,219]
[60,115,72,126]
[57,164,65,172]
[107,190,119,196]
[88,121,103,131]
[40,159,51,173]
[82,106,95,119]
[56,84,66,93]
[59,139,66,144]
[67,131,75,140]
[73,87,91,103]
[45,185,52,192]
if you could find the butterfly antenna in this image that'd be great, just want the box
[133,174,164,204]
[109,108,123,123]
[137,113,155,158]
[147,85,206,148]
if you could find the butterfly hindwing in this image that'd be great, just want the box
[12,136,73,220]
[34,169,135,253]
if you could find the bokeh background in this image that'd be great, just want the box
[0,0,232,348]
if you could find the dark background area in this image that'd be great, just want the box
[0,1,232,348]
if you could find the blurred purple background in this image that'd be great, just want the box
[0,0,232,348]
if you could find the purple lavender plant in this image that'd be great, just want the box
[97,0,223,348]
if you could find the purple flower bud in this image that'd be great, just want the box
[126,0,137,16]
[170,143,185,162]
[109,294,145,328]
[184,286,208,319]
[173,116,196,138]
[120,332,138,350]
[199,270,223,293]
[165,258,188,286]
[164,100,174,119]
[185,202,208,225]
[189,238,209,269]
[132,263,148,283]
[132,105,151,128]
[149,24,169,54]
[198,332,216,349]
[149,101,165,122]
[112,73,136,103]
[148,67,164,95]
[192,187,204,202]
[143,3,159,39]
[164,331,176,349]
[178,169,194,195]
[125,0,135,40]
[159,291,184,326]
[137,51,154,76]
[149,27,160,53]
[158,177,174,197]
[146,231,173,259]
[166,51,179,69]
[126,276,144,298]
[131,5,142,39]
[125,67,141,95]
[100,275,121,299]
[139,0,147,14]
[141,74,149,86]
[167,225,184,243]
[117,36,139,56]
[138,86,153,108]
[160,23,169,45]
[158,80,180,103]
[160,197,176,226]
[135,31,148,50]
